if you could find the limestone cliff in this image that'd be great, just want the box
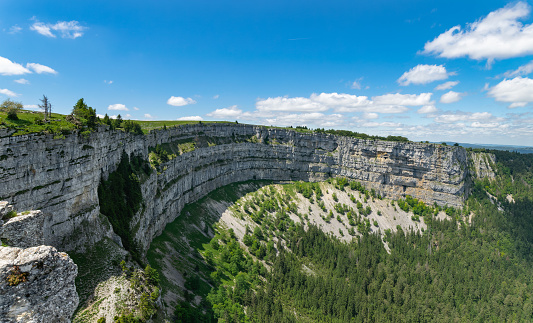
[0,124,470,253]
[0,245,78,322]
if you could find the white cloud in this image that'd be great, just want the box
[351,79,362,89]
[422,2,533,64]
[8,25,22,34]
[488,77,533,107]
[361,121,402,128]
[256,96,326,112]
[398,64,451,86]
[256,92,431,115]
[31,20,86,39]
[133,107,140,111]
[108,104,129,111]
[0,89,18,97]
[30,22,54,37]
[509,102,528,108]
[213,94,219,99]
[178,116,204,121]
[265,113,345,127]
[372,93,433,106]
[26,63,57,74]
[417,105,438,114]
[0,56,31,75]
[440,91,464,104]
[167,96,197,106]
[501,61,533,78]
[206,105,243,119]
[471,121,501,128]
[24,104,39,110]
[104,80,113,84]
[362,112,378,119]
[51,21,85,39]
[434,111,495,123]
[14,78,29,85]
[144,114,154,119]
[435,81,459,90]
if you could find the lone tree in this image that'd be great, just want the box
[1,99,23,120]
[38,95,52,121]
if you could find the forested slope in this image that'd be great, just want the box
[147,150,533,322]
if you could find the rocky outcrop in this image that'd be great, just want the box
[0,245,78,322]
[470,152,496,180]
[0,124,471,253]
[1,211,45,248]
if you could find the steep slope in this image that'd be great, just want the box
[146,179,452,319]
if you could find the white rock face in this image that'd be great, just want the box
[0,245,78,322]
[0,124,470,253]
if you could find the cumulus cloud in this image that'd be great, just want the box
[0,56,31,75]
[167,96,197,106]
[422,2,533,64]
[362,112,378,119]
[108,104,129,111]
[255,92,431,115]
[501,61,533,78]
[434,111,495,123]
[265,113,345,128]
[435,81,459,90]
[30,20,86,39]
[471,121,501,128]
[361,121,402,128]
[440,91,464,104]
[133,107,140,111]
[104,80,113,84]
[144,114,154,119]
[488,77,533,107]
[26,63,57,74]
[373,93,433,106]
[14,79,29,85]
[256,96,327,112]
[0,89,18,97]
[177,116,204,121]
[417,105,438,114]
[206,105,244,119]
[24,104,39,110]
[213,94,219,99]
[398,64,452,86]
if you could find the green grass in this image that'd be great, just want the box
[133,120,230,133]
[0,111,77,136]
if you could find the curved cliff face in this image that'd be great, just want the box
[0,124,469,252]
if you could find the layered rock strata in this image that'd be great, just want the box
[0,124,470,252]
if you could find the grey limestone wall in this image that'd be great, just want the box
[0,123,470,252]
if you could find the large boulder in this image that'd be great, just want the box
[0,245,79,322]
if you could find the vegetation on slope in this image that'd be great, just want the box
[145,150,533,322]
[98,151,151,262]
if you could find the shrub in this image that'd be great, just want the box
[1,99,23,120]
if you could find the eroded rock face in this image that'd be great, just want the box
[0,124,471,252]
[470,152,496,180]
[1,211,45,249]
[0,245,78,323]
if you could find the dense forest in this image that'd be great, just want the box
[164,150,533,322]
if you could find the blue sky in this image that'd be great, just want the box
[2,0,533,145]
